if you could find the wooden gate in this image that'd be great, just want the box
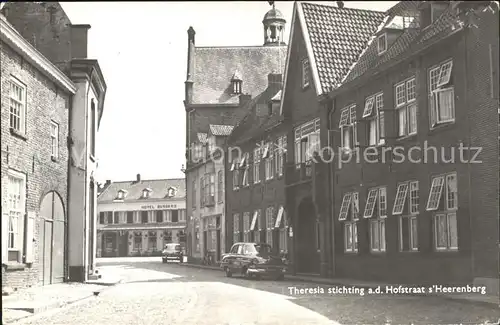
[38,191,65,285]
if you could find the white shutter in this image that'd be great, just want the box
[24,211,35,263]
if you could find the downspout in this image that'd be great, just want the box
[66,92,74,281]
[327,98,336,278]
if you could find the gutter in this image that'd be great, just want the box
[66,92,74,281]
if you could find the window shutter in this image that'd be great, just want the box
[25,211,35,263]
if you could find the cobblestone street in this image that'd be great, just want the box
[10,257,499,325]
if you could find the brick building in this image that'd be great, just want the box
[1,13,76,290]
[280,1,384,276]
[2,2,107,283]
[225,74,288,257]
[323,1,499,294]
[184,5,287,262]
[97,175,187,257]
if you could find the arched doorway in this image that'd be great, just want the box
[38,191,65,285]
[297,197,320,274]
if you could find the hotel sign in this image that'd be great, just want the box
[140,204,178,210]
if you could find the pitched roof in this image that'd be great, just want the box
[294,2,386,95]
[191,46,287,104]
[209,124,234,136]
[98,178,186,202]
[227,87,283,146]
[341,1,470,85]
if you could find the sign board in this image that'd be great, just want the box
[140,204,178,210]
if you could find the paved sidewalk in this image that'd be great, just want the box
[2,282,114,324]
[181,263,500,308]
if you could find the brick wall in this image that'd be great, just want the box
[1,41,70,290]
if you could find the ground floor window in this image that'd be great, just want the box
[243,231,249,242]
[279,228,288,253]
[344,222,358,253]
[266,229,273,246]
[370,218,386,252]
[434,212,458,251]
[134,232,142,251]
[148,231,157,251]
[104,233,114,251]
[253,230,260,243]
[399,215,418,251]
[163,230,172,243]
[233,231,240,244]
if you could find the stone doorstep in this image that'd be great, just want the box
[181,263,500,308]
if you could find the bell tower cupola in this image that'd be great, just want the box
[263,3,286,46]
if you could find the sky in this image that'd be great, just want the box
[57,1,397,184]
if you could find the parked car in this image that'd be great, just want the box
[162,243,183,263]
[220,242,286,280]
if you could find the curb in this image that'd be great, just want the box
[2,285,115,324]
[180,263,499,308]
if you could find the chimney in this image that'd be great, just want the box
[185,26,196,104]
[105,180,111,186]
[136,174,141,183]
[239,94,252,107]
[268,73,282,94]
[337,1,344,9]
[2,6,9,18]
[70,24,91,59]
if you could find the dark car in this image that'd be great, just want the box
[162,243,183,263]
[220,242,286,280]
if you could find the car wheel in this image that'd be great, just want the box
[243,267,252,279]
[162,258,167,263]
[224,267,232,277]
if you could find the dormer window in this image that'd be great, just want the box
[116,189,127,200]
[142,188,152,199]
[166,187,176,198]
[302,58,310,88]
[231,70,242,95]
[377,33,387,55]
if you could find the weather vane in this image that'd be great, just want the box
[268,1,275,9]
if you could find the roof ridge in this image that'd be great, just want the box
[301,1,385,14]
[108,178,185,184]
[195,45,287,49]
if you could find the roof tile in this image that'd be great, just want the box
[301,2,386,93]
[98,178,186,202]
[192,46,287,104]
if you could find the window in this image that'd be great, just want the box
[148,232,157,251]
[141,211,149,223]
[231,79,242,94]
[134,233,142,251]
[172,210,179,222]
[116,190,126,200]
[294,118,320,166]
[429,59,454,127]
[253,148,261,183]
[156,210,163,223]
[9,77,26,133]
[163,230,173,243]
[339,105,357,150]
[243,212,250,242]
[240,153,250,187]
[395,77,417,137]
[217,171,223,202]
[302,58,310,88]
[192,180,196,208]
[201,173,215,205]
[377,33,387,55]
[233,213,240,244]
[232,161,240,190]
[363,186,387,252]
[192,142,204,162]
[90,100,96,156]
[50,121,59,159]
[339,192,359,253]
[207,136,216,153]
[434,212,458,251]
[127,211,134,223]
[426,173,457,211]
[363,93,385,146]
[107,212,113,224]
[200,177,205,205]
[393,180,419,252]
[113,211,119,224]
[265,207,274,245]
[142,188,151,199]
[275,135,286,177]
[264,143,275,180]
[99,212,105,224]
[7,170,26,262]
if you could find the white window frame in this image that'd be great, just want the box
[363,187,387,219]
[365,92,385,146]
[264,143,275,180]
[344,222,358,253]
[243,212,250,242]
[233,213,240,243]
[302,58,310,88]
[339,191,359,253]
[434,212,458,251]
[275,135,286,177]
[395,77,417,138]
[429,59,455,127]
[253,147,261,183]
[426,172,457,211]
[7,169,26,263]
[377,33,387,55]
[399,215,418,252]
[242,165,249,187]
[294,118,320,167]
[370,218,386,252]
[339,105,357,150]
[9,77,27,134]
[50,120,59,159]
[266,207,274,245]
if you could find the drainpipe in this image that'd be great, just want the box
[66,93,74,282]
[327,98,336,278]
